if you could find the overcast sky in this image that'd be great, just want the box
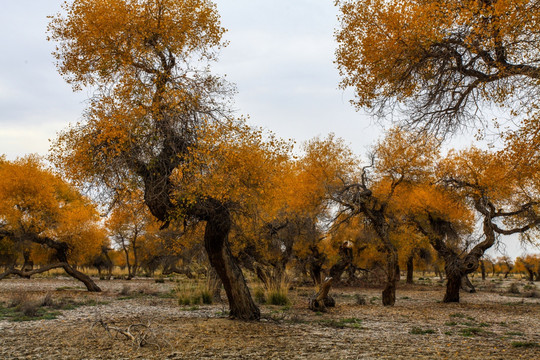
[0,0,536,258]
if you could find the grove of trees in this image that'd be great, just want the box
[1,0,539,322]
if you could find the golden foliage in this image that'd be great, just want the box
[0,156,106,264]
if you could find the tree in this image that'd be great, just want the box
[48,0,268,320]
[107,190,158,279]
[418,147,540,302]
[515,254,540,281]
[336,0,540,134]
[0,156,105,291]
[331,128,441,305]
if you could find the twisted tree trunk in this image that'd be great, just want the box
[200,200,260,320]
[309,242,353,312]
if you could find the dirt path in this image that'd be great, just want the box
[0,278,539,359]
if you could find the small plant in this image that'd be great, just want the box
[511,341,539,348]
[175,281,213,306]
[40,293,54,307]
[523,289,540,298]
[410,327,435,335]
[505,331,524,336]
[445,321,457,326]
[450,313,466,319]
[355,294,367,305]
[267,289,290,306]
[318,317,363,329]
[119,284,131,296]
[254,287,266,304]
[460,327,482,337]
[508,282,520,294]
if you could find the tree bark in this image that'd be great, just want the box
[201,201,260,321]
[309,242,353,312]
[406,255,414,284]
[382,250,398,306]
[480,260,486,280]
[63,264,101,292]
[461,274,476,293]
[207,266,222,302]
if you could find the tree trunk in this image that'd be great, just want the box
[309,278,335,312]
[203,204,260,321]
[63,264,101,292]
[382,250,397,306]
[132,243,139,278]
[207,266,222,302]
[406,255,414,284]
[461,274,476,293]
[123,247,133,280]
[308,242,353,312]
[444,260,462,303]
[480,260,486,280]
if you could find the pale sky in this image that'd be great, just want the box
[0,0,536,258]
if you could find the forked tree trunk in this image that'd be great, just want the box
[203,204,260,321]
[406,255,414,284]
[309,242,353,312]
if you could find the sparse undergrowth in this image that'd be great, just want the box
[0,292,108,322]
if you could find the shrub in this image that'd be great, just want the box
[355,294,367,305]
[410,327,435,335]
[267,289,290,306]
[119,284,131,296]
[40,293,54,307]
[508,282,520,294]
[175,281,213,305]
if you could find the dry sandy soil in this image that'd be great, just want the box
[0,277,539,359]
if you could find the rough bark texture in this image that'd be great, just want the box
[62,264,101,292]
[200,201,260,321]
[309,242,353,312]
[406,255,414,284]
[461,274,476,293]
[207,266,222,303]
[382,251,398,306]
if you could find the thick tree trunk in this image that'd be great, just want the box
[309,242,353,312]
[406,255,414,284]
[63,264,101,292]
[309,278,335,312]
[207,266,222,302]
[203,204,260,321]
[444,260,462,303]
[382,250,398,306]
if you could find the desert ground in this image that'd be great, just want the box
[0,276,539,359]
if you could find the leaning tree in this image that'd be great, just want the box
[48,0,261,320]
[0,156,104,291]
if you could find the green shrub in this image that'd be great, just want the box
[410,327,435,335]
[511,341,539,348]
[267,289,290,306]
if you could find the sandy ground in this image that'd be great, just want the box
[0,277,539,359]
